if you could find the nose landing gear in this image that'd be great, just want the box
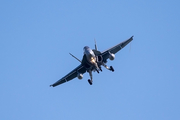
[88,70,93,85]
[88,79,93,85]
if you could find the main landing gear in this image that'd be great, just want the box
[102,63,114,72]
[109,66,114,72]
[99,66,102,71]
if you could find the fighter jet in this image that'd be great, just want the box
[50,36,133,87]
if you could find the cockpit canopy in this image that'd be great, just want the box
[83,46,94,55]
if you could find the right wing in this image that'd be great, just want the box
[50,64,86,87]
[101,36,133,62]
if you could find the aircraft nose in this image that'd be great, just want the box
[83,46,89,50]
[83,46,90,54]
[84,49,89,55]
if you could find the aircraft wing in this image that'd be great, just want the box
[101,36,133,62]
[50,64,86,87]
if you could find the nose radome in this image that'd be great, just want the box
[83,46,89,50]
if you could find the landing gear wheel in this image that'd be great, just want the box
[88,79,92,85]
[110,66,114,72]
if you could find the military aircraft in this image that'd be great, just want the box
[50,36,133,87]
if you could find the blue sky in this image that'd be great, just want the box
[1,0,180,120]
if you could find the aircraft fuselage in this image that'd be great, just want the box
[83,46,99,71]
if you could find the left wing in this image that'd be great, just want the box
[101,36,133,62]
[50,64,86,87]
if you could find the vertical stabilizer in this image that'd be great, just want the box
[94,39,98,51]
[69,53,82,63]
